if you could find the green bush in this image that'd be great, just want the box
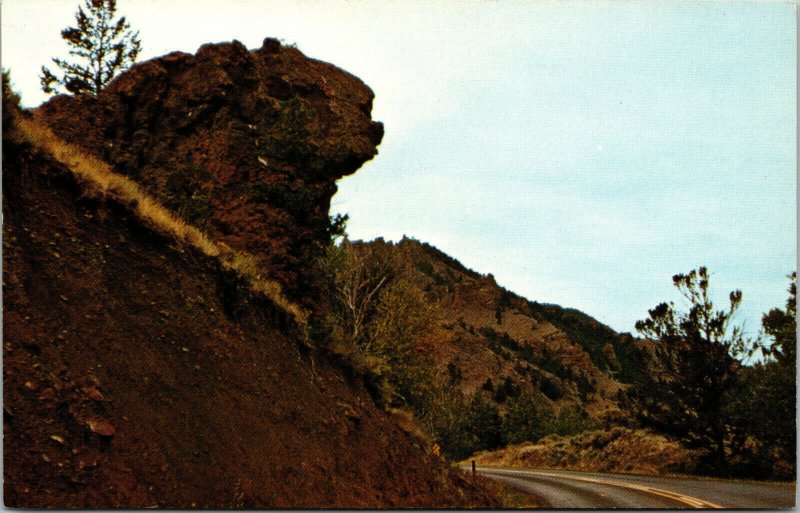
[492,376,519,403]
[162,167,214,227]
[433,394,503,460]
[540,377,564,401]
[256,96,329,178]
[502,394,554,445]
[551,404,594,437]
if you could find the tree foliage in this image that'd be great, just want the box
[633,267,756,472]
[428,392,506,461]
[322,239,603,462]
[2,71,21,125]
[322,239,439,408]
[41,0,141,95]
[724,273,796,478]
[762,272,796,365]
[323,240,398,352]
[502,394,551,445]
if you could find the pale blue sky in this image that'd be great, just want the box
[2,0,796,334]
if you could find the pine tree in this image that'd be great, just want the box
[633,267,757,473]
[40,0,141,95]
[762,272,796,365]
[754,273,796,475]
[722,273,796,478]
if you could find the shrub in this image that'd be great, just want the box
[502,394,554,445]
[540,377,564,401]
[551,404,594,437]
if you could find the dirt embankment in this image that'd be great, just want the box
[2,45,496,507]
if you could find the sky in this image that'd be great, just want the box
[2,0,796,336]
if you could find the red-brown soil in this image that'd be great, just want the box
[2,72,496,510]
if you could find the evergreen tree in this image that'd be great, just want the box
[633,267,757,473]
[763,274,796,470]
[762,272,796,365]
[40,0,141,95]
[465,394,503,452]
[726,272,797,478]
[502,394,552,445]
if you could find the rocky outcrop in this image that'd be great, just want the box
[3,70,494,508]
[37,38,384,303]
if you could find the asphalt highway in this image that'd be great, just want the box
[470,466,796,508]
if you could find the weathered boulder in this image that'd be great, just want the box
[37,38,384,302]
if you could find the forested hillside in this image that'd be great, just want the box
[318,238,652,460]
[320,238,795,480]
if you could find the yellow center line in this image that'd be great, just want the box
[477,467,724,509]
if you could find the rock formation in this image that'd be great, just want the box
[2,42,498,508]
[37,38,384,303]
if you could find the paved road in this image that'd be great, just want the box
[470,466,796,508]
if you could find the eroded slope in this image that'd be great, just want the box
[2,56,494,508]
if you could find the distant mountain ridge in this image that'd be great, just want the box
[353,237,651,421]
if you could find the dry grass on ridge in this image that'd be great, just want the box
[15,116,307,324]
[469,427,702,477]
